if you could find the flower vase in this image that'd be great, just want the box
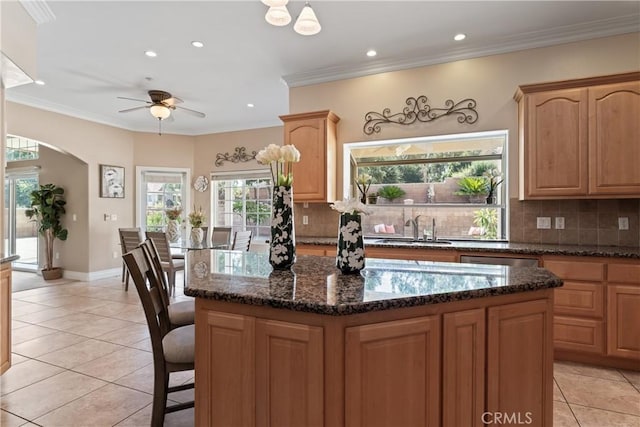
[336,213,365,274]
[167,219,180,243]
[190,227,203,246]
[269,186,296,270]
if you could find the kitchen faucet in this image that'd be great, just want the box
[405,215,423,240]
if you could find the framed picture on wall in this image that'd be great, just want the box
[100,164,125,198]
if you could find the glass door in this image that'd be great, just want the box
[4,173,39,271]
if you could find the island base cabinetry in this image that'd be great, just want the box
[1,262,12,374]
[195,290,554,427]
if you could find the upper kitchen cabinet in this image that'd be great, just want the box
[280,110,340,203]
[515,72,640,200]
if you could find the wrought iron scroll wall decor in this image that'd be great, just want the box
[363,96,478,135]
[214,146,258,167]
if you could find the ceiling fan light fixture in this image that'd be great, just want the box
[150,104,171,120]
[265,5,291,27]
[294,3,321,36]
[261,0,288,7]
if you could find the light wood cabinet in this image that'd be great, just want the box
[280,110,340,203]
[442,309,485,427]
[366,246,458,262]
[487,299,553,427]
[1,262,12,374]
[345,316,441,427]
[515,72,640,199]
[296,244,333,257]
[606,263,640,360]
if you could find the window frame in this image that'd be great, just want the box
[136,166,191,232]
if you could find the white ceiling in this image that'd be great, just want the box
[6,1,640,136]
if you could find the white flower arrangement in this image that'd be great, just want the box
[256,143,301,187]
[330,198,372,216]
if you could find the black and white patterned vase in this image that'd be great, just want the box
[269,185,296,270]
[336,213,365,275]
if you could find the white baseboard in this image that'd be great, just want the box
[63,268,120,281]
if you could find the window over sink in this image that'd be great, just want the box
[343,130,508,241]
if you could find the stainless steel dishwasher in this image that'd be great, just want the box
[459,255,539,267]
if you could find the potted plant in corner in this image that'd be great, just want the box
[25,183,69,280]
[377,185,406,203]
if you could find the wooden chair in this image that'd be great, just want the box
[122,247,194,427]
[231,230,252,251]
[211,226,232,248]
[119,228,142,291]
[145,231,185,293]
[140,239,195,328]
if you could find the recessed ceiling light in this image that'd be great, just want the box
[454,33,466,41]
[34,79,45,85]
[145,50,157,57]
[191,41,204,48]
[247,103,255,108]
[366,49,377,57]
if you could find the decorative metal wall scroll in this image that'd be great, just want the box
[363,96,478,135]
[214,146,258,167]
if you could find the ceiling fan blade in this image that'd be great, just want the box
[176,105,206,118]
[119,106,149,113]
[164,96,183,106]
[118,96,151,104]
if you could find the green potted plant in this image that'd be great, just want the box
[377,185,406,202]
[455,176,488,203]
[25,183,69,280]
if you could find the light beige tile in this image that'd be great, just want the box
[0,409,31,427]
[0,371,106,420]
[10,353,30,365]
[34,383,152,427]
[11,324,58,345]
[571,404,640,427]
[620,369,640,388]
[115,403,194,427]
[36,338,123,369]
[11,320,31,330]
[0,359,63,395]
[13,306,76,324]
[73,347,152,382]
[554,379,566,402]
[38,312,104,331]
[129,337,152,352]
[554,361,627,382]
[555,372,640,416]
[12,331,87,358]
[95,323,149,346]
[554,402,579,427]
[83,301,138,317]
[57,316,137,338]
[114,364,193,394]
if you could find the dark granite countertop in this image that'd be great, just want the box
[297,237,640,259]
[184,250,562,316]
[1,254,20,264]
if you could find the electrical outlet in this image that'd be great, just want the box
[55,252,60,260]
[536,217,551,229]
[72,214,77,222]
[619,217,629,230]
[555,217,565,230]
[303,215,309,225]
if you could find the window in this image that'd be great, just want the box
[6,135,39,161]
[344,130,507,241]
[212,171,272,243]
[137,168,190,233]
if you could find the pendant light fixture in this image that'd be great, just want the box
[262,0,321,36]
[294,2,321,36]
[265,5,291,26]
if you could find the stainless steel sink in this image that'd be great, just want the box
[373,238,452,245]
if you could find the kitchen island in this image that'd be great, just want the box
[185,250,562,427]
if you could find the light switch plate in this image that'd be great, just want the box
[303,215,309,225]
[555,217,565,230]
[111,214,118,221]
[537,217,551,229]
[619,217,629,230]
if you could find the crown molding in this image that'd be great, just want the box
[19,0,56,25]
[283,15,640,87]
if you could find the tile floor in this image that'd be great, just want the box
[2,271,640,426]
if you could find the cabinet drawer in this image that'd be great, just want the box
[554,316,604,354]
[544,260,604,281]
[554,282,604,318]
[608,264,640,285]
[297,247,328,256]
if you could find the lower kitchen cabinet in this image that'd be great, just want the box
[607,285,640,360]
[345,316,441,427]
[366,246,458,262]
[1,262,12,374]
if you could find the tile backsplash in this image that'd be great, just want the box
[509,198,640,247]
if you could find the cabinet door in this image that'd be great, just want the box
[589,81,640,195]
[442,309,485,427]
[345,316,441,427]
[255,319,324,427]
[366,246,458,262]
[195,310,255,427]
[607,285,640,360]
[524,89,588,197]
[487,299,553,427]
[1,265,11,374]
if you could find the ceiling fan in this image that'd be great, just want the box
[118,90,206,134]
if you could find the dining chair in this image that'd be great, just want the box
[122,247,194,427]
[231,230,252,251]
[118,228,142,291]
[211,226,232,248]
[140,239,195,328]
[145,231,185,293]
